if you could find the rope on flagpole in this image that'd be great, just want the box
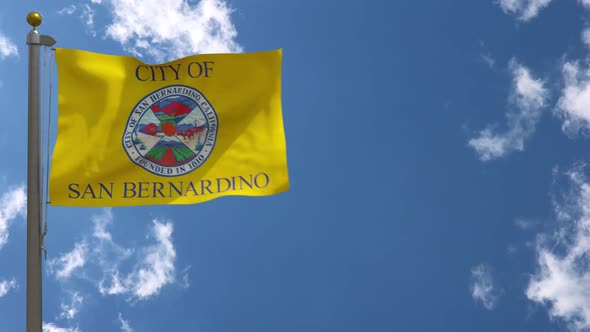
[41,46,45,186]
[40,48,53,260]
[39,45,47,260]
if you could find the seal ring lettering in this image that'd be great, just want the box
[122,85,218,177]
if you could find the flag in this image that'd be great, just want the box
[49,48,288,207]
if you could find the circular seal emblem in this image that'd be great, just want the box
[122,85,218,177]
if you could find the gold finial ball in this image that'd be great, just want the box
[26,12,42,28]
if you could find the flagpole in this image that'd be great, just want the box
[26,12,55,332]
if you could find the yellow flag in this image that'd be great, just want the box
[49,48,288,207]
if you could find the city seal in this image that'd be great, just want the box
[122,85,218,177]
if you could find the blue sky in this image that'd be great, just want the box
[4,0,590,331]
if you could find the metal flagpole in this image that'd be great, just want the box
[26,12,55,332]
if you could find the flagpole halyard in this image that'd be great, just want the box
[26,12,55,332]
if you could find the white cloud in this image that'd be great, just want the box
[498,0,553,21]
[180,265,191,289]
[470,264,500,310]
[469,61,548,161]
[481,54,496,69]
[80,4,97,37]
[93,0,242,61]
[514,218,539,230]
[57,4,97,36]
[552,3,590,136]
[555,61,590,135]
[507,244,519,255]
[133,221,175,298]
[0,278,17,297]
[48,242,88,280]
[0,186,27,251]
[526,166,590,331]
[118,313,134,332]
[90,209,134,271]
[57,5,77,15]
[0,32,18,60]
[42,323,80,332]
[59,292,83,320]
[99,220,176,300]
[49,209,134,282]
[582,28,590,50]
[468,129,510,161]
[98,270,127,296]
[49,209,177,301]
[93,208,113,241]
